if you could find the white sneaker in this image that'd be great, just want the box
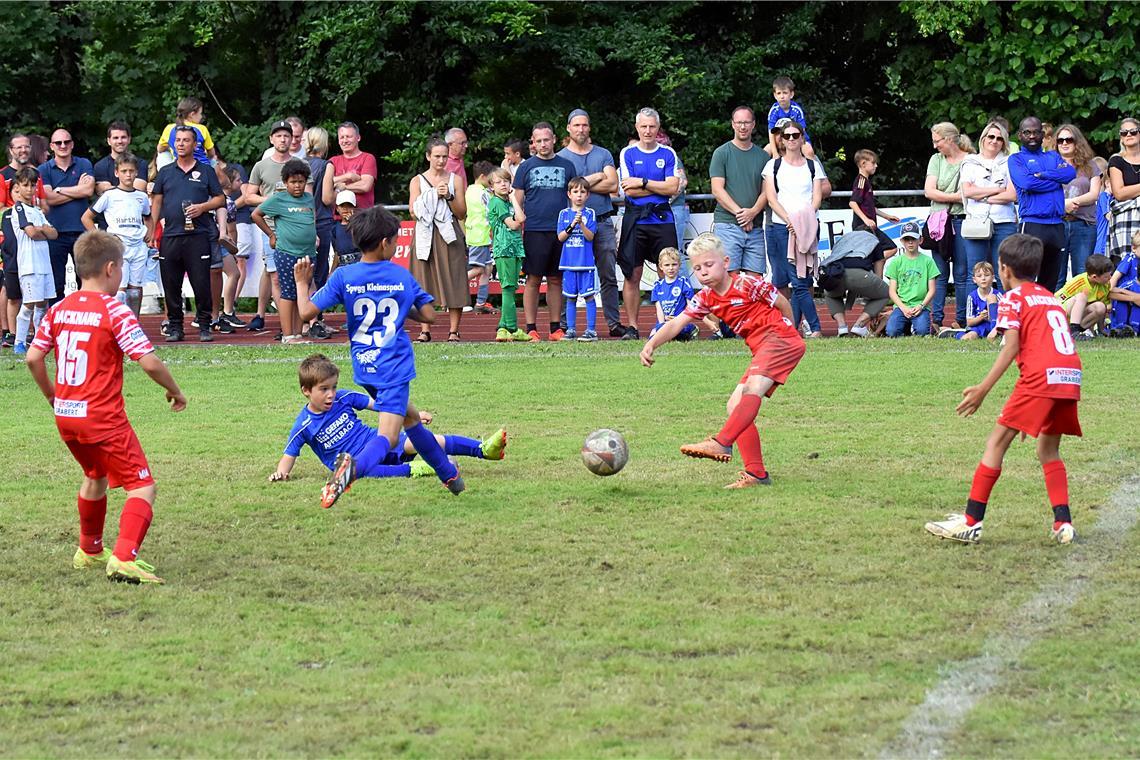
[925,513,983,544]
[835,326,850,337]
[850,324,870,337]
[1052,523,1076,544]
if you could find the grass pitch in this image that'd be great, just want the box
[1,338,1138,757]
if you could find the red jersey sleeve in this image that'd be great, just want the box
[106,297,155,360]
[995,290,1023,333]
[738,273,779,307]
[683,289,712,321]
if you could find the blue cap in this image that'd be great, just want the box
[567,109,590,125]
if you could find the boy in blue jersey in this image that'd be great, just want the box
[556,177,598,341]
[767,76,816,160]
[293,206,465,508]
[939,261,1003,340]
[1108,230,1140,337]
[649,248,697,341]
[269,354,507,483]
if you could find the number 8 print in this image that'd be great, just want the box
[1045,310,1076,355]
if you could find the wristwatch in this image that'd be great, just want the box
[641,177,648,189]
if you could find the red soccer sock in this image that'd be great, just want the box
[716,393,762,447]
[77,495,108,555]
[112,498,153,562]
[1043,460,1070,529]
[965,463,1002,526]
[735,424,767,479]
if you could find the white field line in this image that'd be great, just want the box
[881,477,1140,759]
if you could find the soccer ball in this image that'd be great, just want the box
[581,429,629,476]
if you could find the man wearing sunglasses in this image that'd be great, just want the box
[37,128,94,305]
[1009,116,1076,289]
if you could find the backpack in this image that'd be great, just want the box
[818,258,846,292]
[772,156,816,195]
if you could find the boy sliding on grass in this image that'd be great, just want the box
[640,233,805,489]
[926,234,1083,545]
[269,354,506,482]
[294,206,466,508]
[25,230,187,584]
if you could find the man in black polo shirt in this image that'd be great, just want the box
[149,125,225,342]
[93,120,148,194]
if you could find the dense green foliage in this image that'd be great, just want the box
[3,1,1137,201]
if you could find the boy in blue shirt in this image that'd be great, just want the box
[1108,230,1140,337]
[556,176,598,341]
[939,261,1003,340]
[767,76,816,160]
[269,354,507,483]
[649,247,697,341]
[294,206,464,508]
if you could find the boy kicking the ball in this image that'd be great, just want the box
[294,206,465,508]
[269,354,506,484]
[925,234,1082,545]
[640,232,805,488]
[25,230,187,584]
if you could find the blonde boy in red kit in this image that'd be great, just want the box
[26,230,186,584]
[641,232,805,488]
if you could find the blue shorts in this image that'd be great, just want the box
[956,323,991,339]
[360,382,411,416]
[467,245,492,268]
[561,268,598,298]
[274,250,303,300]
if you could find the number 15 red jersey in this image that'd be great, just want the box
[995,282,1082,400]
[31,291,155,442]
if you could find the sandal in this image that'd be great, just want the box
[415,331,431,343]
[447,331,461,343]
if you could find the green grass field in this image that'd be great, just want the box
[1,339,1138,757]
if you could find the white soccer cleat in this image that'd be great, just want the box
[1052,523,1076,544]
[925,513,983,544]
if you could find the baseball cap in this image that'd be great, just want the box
[567,108,589,125]
[772,117,793,133]
[335,190,357,206]
[899,221,922,240]
[270,120,292,135]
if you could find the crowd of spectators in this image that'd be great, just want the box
[2,79,1139,350]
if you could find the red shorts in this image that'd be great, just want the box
[998,390,1082,438]
[741,330,806,394]
[63,425,155,491]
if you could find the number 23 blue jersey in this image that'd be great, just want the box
[310,261,433,387]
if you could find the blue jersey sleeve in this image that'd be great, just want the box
[283,413,311,457]
[311,267,344,312]
[651,280,666,303]
[585,208,597,235]
[412,278,433,309]
[337,389,374,412]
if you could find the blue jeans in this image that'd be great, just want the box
[962,221,1017,297]
[765,223,820,332]
[931,217,968,327]
[1057,219,1097,291]
[713,221,766,274]
[885,306,932,337]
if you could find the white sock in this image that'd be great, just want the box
[32,305,45,332]
[15,304,32,345]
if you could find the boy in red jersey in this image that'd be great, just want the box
[640,232,805,488]
[926,234,1082,545]
[26,230,187,584]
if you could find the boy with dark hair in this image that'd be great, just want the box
[767,75,815,160]
[640,232,805,489]
[253,158,315,344]
[502,139,525,178]
[294,207,466,508]
[926,234,1083,545]
[848,149,899,275]
[82,154,153,316]
[269,354,506,482]
[328,190,361,275]
[10,168,57,354]
[1055,252,1113,341]
[25,229,186,584]
[557,176,598,340]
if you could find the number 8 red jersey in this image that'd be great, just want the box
[994,282,1082,400]
[31,291,156,442]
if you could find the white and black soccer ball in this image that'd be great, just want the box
[581,429,629,476]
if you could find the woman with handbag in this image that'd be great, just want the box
[960,120,1018,294]
[924,122,972,330]
[1107,118,1140,264]
[1053,124,1102,291]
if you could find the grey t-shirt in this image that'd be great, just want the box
[557,144,616,216]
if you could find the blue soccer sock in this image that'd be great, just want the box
[405,423,458,482]
[585,300,596,332]
[566,301,577,333]
[357,461,412,479]
[476,280,489,306]
[353,435,392,476]
[445,434,484,459]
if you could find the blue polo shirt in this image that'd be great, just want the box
[618,143,679,225]
[557,145,616,217]
[92,154,149,190]
[38,156,94,232]
[152,159,224,238]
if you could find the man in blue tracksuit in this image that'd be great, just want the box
[1009,116,1076,288]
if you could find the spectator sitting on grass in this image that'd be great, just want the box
[1055,253,1113,341]
[1107,230,1140,337]
[884,221,939,337]
[939,261,1003,341]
